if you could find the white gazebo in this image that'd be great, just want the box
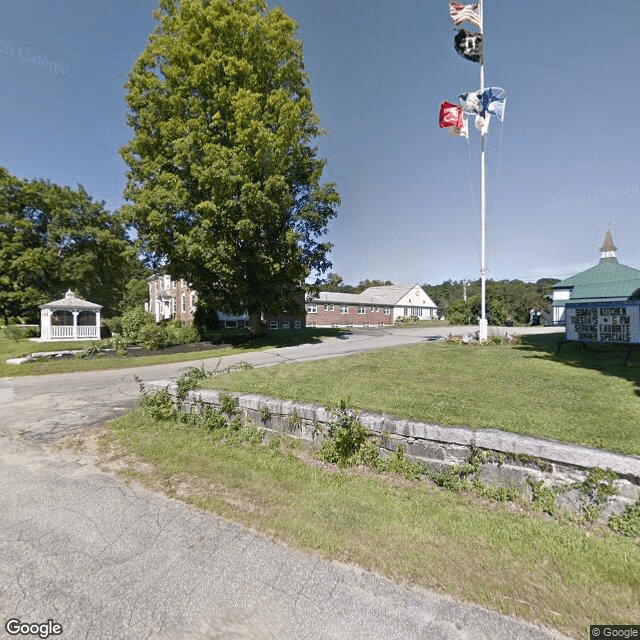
[39,290,102,342]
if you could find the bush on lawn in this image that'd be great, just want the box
[120,307,155,343]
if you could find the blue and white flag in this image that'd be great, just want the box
[481,87,506,121]
[459,90,482,115]
[459,87,506,122]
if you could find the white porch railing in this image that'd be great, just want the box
[50,326,75,338]
[76,325,98,337]
[49,325,98,339]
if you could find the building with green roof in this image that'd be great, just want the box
[551,229,640,324]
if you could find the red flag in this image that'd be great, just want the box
[439,101,463,128]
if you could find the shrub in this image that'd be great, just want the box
[3,325,39,340]
[169,322,200,345]
[192,298,219,337]
[120,307,155,343]
[102,315,123,339]
[109,334,128,356]
[137,323,171,350]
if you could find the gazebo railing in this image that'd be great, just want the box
[76,325,98,337]
[49,325,98,339]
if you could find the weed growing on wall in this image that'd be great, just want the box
[316,401,370,468]
[609,498,640,539]
[573,468,619,522]
[527,478,558,516]
[139,388,177,422]
[176,364,212,400]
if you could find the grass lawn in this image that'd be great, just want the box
[202,333,640,456]
[0,328,343,378]
[99,408,640,640]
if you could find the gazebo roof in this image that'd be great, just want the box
[39,289,102,310]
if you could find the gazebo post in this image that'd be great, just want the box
[72,310,79,340]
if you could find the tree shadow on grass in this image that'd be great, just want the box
[515,332,640,395]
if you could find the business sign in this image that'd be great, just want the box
[565,301,640,344]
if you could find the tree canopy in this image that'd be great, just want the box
[318,274,393,294]
[424,278,558,325]
[0,167,143,323]
[121,0,340,331]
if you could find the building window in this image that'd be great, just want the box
[269,321,278,330]
[181,293,186,312]
[332,323,340,328]
[346,322,354,327]
[384,307,391,315]
[357,306,365,315]
[293,321,301,329]
[307,305,317,313]
[341,305,349,314]
[282,321,290,329]
[324,305,330,311]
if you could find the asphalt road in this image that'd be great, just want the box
[0,326,570,640]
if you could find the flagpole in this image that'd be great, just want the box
[478,0,488,341]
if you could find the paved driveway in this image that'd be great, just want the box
[0,326,570,640]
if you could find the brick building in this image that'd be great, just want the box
[145,274,305,330]
[306,284,437,328]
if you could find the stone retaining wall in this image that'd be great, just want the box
[146,380,640,520]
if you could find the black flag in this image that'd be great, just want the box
[454,28,483,63]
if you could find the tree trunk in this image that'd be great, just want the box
[248,309,264,335]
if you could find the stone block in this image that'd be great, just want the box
[478,463,532,489]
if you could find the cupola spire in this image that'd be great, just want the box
[600,228,617,259]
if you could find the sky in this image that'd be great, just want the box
[1,1,639,287]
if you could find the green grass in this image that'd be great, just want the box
[104,408,640,640]
[202,333,640,456]
[0,328,344,378]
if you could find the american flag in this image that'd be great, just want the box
[449,1,481,30]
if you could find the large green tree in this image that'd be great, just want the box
[121,0,340,332]
[0,167,142,323]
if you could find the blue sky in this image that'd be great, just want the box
[2,1,639,286]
